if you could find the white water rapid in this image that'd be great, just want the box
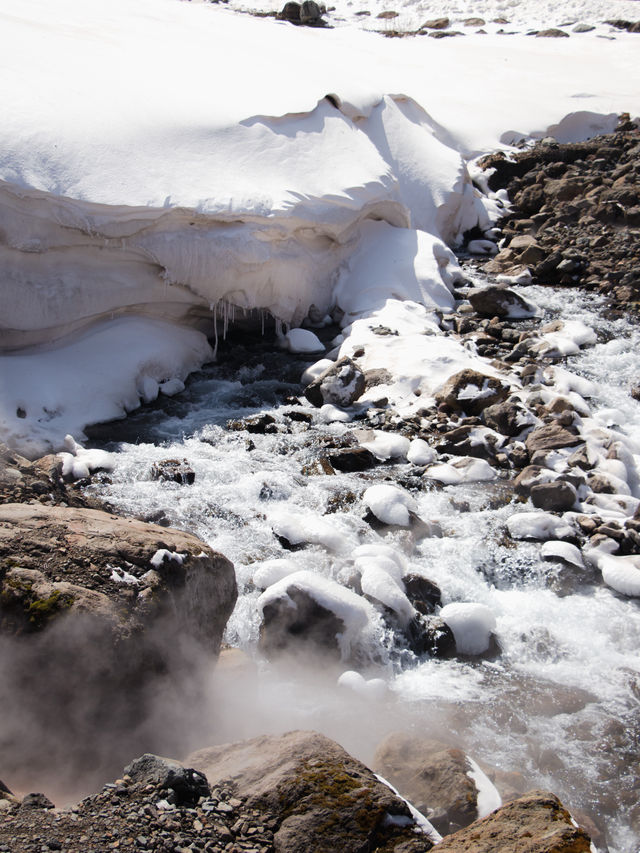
[85,282,640,853]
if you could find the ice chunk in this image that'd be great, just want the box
[407,439,437,466]
[540,541,584,568]
[337,670,387,700]
[253,558,298,589]
[360,431,411,461]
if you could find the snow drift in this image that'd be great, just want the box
[1,0,639,452]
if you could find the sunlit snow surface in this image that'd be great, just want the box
[1,0,640,453]
[87,287,640,852]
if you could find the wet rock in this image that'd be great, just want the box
[525,423,582,455]
[259,584,345,660]
[304,357,365,408]
[279,1,301,21]
[189,731,434,853]
[373,733,478,834]
[468,285,537,319]
[227,413,277,434]
[403,573,442,615]
[326,447,378,472]
[530,480,577,512]
[300,0,323,23]
[150,458,195,485]
[514,465,555,496]
[435,790,591,852]
[435,369,510,416]
[405,614,456,658]
[377,9,399,18]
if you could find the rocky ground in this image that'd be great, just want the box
[0,733,591,853]
[476,117,640,313]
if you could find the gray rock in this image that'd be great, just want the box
[259,584,345,660]
[124,754,210,806]
[421,16,450,28]
[20,793,54,810]
[482,400,533,437]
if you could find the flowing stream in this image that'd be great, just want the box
[85,282,640,853]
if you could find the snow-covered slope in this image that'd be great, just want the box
[0,0,639,452]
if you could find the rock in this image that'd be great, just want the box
[304,357,365,408]
[0,503,236,649]
[326,447,378,472]
[0,503,237,792]
[536,27,570,37]
[468,285,537,319]
[530,481,577,512]
[299,0,323,23]
[373,733,478,834]
[435,790,591,852]
[421,16,449,28]
[482,400,532,437]
[189,731,435,853]
[525,424,582,455]
[150,458,195,485]
[403,573,442,615]
[124,754,210,806]
[463,17,485,26]
[435,369,510,416]
[279,1,301,21]
[259,584,346,660]
[227,413,277,434]
[514,465,555,496]
[19,793,55,810]
[405,614,456,658]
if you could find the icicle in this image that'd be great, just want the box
[212,301,219,360]
[261,310,265,337]
[223,300,229,340]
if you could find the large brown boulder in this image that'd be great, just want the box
[525,424,583,455]
[0,503,237,796]
[188,730,436,853]
[435,790,591,852]
[373,733,479,834]
[0,502,236,650]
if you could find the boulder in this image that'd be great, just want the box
[0,503,237,794]
[467,285,537,319]
[304,357,365,408]
[435,790,591,852]
[435,369,510,416]
[525,424,583,455]
[405,614,456,658]
[482,400,533,437]
[189,731,436,853]
[326,446,378,472]
[403,573,442,615]
[0,503,236,651]
[373,733,479,834]
[530,481,577,512]
[259,584,345,660]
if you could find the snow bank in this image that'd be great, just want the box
[2,0,639,452]
[0,317,213,456]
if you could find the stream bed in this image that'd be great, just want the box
[85,282,640,853]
